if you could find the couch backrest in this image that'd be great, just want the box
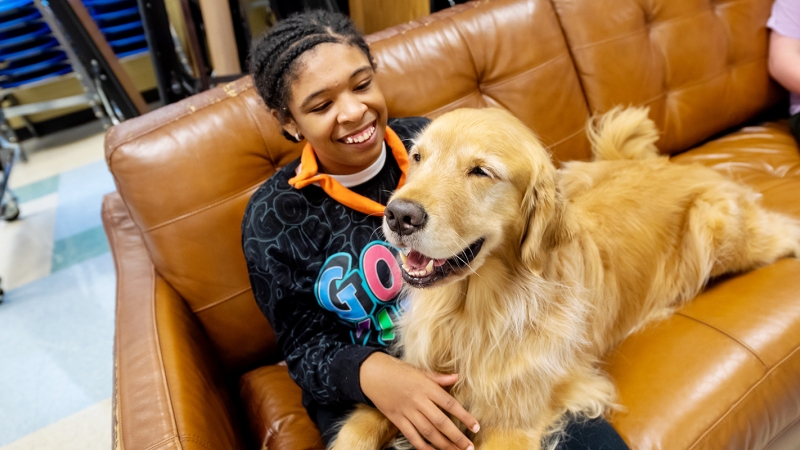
[551,0,783,154]
[369,0,593,162]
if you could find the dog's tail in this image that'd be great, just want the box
[587,106,660,161]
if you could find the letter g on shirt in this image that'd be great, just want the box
[315,241,405,346]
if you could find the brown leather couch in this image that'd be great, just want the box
[102,0,800,448]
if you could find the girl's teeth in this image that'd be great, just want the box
[345,126,374,144]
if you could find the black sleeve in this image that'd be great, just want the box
[242,180,381,406]
[388,116,432,150]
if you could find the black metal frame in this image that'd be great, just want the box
[44,0,145,121]
[138,0,249,105]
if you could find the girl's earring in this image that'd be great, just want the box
[281,129,301,143]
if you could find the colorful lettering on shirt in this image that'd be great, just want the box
[315,241,405,346]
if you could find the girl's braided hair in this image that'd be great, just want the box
[248,10,376,124]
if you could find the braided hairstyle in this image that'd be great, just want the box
[249,10,376,125]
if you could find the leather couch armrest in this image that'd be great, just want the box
[103,192,246,450]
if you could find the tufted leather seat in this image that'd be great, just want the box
[103,0,800,449]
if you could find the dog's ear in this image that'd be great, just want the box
[520,158,571,268]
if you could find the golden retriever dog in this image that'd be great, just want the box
[330,107,800,450]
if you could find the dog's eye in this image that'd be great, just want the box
[412,153,421,162]
[469,166,490,177]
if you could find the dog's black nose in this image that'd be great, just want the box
[385,199,427,236]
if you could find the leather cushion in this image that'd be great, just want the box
[607,259,800,449]
[671,120,800,217]
[552,0,785,155]
[239,364,325,450]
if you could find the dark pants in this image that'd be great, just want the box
[790,113,800,146]
[558,417,629,450]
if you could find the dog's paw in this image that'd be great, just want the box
[329,405,394,450]
[329,433,376,450]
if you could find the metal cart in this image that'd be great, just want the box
[0,133,19,222]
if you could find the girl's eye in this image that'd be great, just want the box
[469,166,489,177]
[412,153,421,162]
[355,80,372,91]
[310,102,331,113]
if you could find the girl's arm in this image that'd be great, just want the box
[769,31,800,95]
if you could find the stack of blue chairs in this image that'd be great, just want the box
[0,0,146,89]
[0,0,70,89]
[83,0,147,59]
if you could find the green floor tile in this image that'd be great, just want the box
[52,226,110,273]
[13,175,60,203]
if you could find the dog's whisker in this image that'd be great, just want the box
[369,225,385,242]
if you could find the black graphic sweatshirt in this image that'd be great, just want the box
[242,117,431,442]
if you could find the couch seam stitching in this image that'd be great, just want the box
[665,55,763,97]
[142,436,180,450]
[674,312,767,367]
[549,0,594,141]
[545,126,585,150]
[107,203,126,450]
[142,182,264,232]
[179,434,218,450]
[480,53,571,92]
[686,343,800,449]
[569,28,646,52]
[151,267,182,449]
[450,15,480,89]
[193,286,252,313]
[241,94,279,170]
[422,92,483,118]
[568,6,718,53]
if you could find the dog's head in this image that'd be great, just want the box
[384,108,569,289]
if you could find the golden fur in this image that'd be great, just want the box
[330,107,800,450]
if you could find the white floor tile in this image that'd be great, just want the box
[0,398,111,450]
[0,253,115,445]
[0,193,57,291]
[8,122,106,189]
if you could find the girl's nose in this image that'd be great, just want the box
[338,95,368,123]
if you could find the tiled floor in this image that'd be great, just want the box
[0,121,114,449]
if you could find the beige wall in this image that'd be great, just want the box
[349,0,430,34]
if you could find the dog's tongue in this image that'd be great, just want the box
[405,250,447,271]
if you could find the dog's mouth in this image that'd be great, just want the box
[398,238,485,288]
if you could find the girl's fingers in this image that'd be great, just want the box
[426,371,459,387]
[396,417,435,450]
[432,390,481,434]
[408,411,461,450]
[422,402,475,450]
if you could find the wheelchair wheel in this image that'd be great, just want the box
[2,191,19,221]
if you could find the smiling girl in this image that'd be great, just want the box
[242,9,627,450]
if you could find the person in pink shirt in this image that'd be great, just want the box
[768,0,800,143]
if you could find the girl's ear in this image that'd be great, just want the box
[271,109,301,143]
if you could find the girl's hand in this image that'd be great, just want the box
[360,352,480,450]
